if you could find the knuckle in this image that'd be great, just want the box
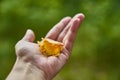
[54,26,60,33]
[57,34,63,42]
[16,46,29,57]
[61,21,66,27]
[15,40,34,62]
[15,41,29,57]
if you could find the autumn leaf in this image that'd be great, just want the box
[37,38,63,56]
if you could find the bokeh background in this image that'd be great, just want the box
[0,0,120,80]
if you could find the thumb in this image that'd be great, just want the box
[22,29,35,42]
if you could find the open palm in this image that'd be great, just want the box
[15,13,85,80]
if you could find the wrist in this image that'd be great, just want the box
[6,57,47,80]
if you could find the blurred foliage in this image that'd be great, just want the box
[0,0,120,80]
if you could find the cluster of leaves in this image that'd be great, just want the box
[0,0,120,80]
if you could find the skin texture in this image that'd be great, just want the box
[6,13,85,80]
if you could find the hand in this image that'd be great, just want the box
[7,13,85,80]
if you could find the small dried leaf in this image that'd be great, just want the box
[37,38,63,56]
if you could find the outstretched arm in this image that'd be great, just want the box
[6,13,85,80]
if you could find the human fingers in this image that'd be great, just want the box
[45,17,71,40]
[57,13,85,42]
[22,29,35,42]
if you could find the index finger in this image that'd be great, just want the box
[45,17,71,40]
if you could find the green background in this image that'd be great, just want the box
[0,0,120,80]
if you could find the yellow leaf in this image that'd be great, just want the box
[37,38,63,57]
